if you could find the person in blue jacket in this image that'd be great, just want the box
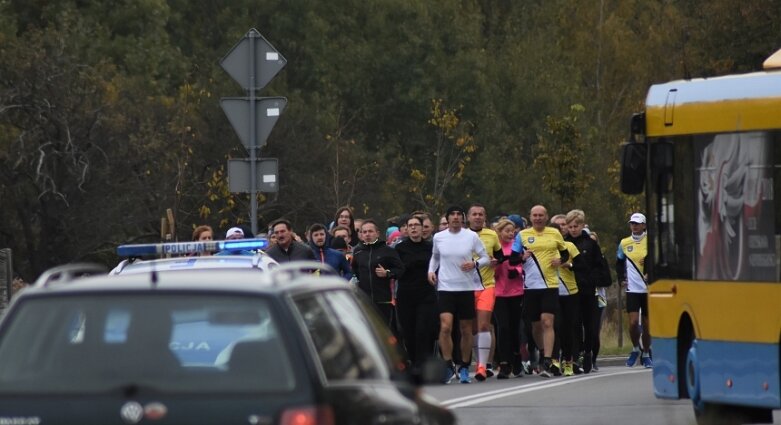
[308,223,352,280]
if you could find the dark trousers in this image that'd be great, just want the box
[494,295,523,365]
[578,289,600,357]
[554,294,581,361]
[396,290,438,367]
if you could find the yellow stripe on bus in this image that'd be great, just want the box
[649,280,781,344]
[646,98,781,137]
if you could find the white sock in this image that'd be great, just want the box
[477,331,491,366]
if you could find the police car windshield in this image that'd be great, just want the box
[0,294,295,394]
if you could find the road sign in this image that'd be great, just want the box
[220,28,287,235]
[220,28,287,90]
[228,158,279,193]
[220,97,287,150]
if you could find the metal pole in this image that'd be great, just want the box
[248,31,258,235]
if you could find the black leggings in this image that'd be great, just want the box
[493,295,523,365]
[554,294,581,361]
[578,290,600,357]
[396,291,439,367]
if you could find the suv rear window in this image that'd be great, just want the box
[0,294,295,394]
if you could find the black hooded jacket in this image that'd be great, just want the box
[565,230,604,291]
[351,239,405,304]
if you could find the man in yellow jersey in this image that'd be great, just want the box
[549,218,581,377]
[510,205,569,378]
[467,204,504,381]
[616,212,652,368]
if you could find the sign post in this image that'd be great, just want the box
[220,29,287,234]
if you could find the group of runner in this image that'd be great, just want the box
[195,203,651,382]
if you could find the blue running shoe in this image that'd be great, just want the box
[641,355,653,369]
[626,350,640,367]
[458,366,471,384]
[442,361,456,384]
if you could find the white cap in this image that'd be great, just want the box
[225,227,244,238]
[628,213,646,224]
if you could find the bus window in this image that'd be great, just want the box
[647,137,695,281]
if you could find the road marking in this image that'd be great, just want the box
[441,369,649,408]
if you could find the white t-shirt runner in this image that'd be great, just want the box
[429,228,490,291]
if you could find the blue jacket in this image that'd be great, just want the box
[310,243,352,280]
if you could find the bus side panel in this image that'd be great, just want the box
[698,340,780,409]
[652,337,679,399]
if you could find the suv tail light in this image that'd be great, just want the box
[279,405,335,425]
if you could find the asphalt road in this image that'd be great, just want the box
[423,364,781,425]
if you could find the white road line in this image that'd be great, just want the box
[442,369,649,408]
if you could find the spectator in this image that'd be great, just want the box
[308,223,352,280]
[266,219,316,263]
[192,225,214,256]
[331,235,353,264]
[333,206,359,248]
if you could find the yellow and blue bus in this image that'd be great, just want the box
[620,48,781,425]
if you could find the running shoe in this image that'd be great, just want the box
[550,359,562,376]
[583,351,593,374]
[485,363,495,378]
[563,361,574,377]
[511,356,522,376]
[641,355,653,369]
[539,362,552,379]
[497,363,511,379]
[458,365,471,384]
[522,360,532,375]
[442,361,456,384]
[626,350,641,367]
[592,361,599,372]
[474,364,487,382]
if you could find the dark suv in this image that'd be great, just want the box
[0,263,454,425]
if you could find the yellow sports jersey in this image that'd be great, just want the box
[473,227,501,288]
[558,241,580,296]
[618,234,648,293]
[520,227,568,289]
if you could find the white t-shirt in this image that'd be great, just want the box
[428,228,489,291]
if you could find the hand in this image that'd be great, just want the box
[550,258,562,267]
[428,272,438,286]
[460,260,476,271]
[489,257,499,267]
[375,264,388,278]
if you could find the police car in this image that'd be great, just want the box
[0,262,455,425]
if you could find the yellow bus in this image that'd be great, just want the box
[620,48,781,425]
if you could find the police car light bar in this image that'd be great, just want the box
[117,239,269,257]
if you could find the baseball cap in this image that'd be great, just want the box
[628,213,646,224]
[225,227,244,238]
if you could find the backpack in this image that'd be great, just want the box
[594,253,613,287]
